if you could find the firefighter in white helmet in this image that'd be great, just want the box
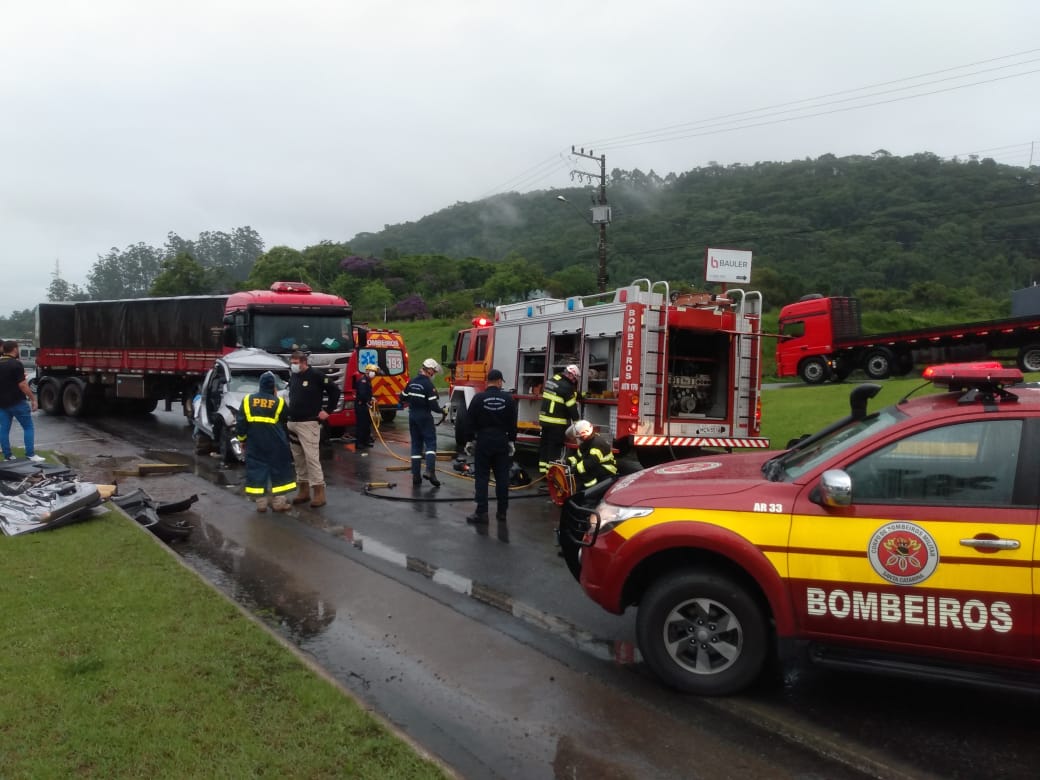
[401,357,446,487]
[538,363,580,473]
[566,419,618,489]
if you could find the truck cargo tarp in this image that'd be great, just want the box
[73,297,228,350]
[36,303,76,349]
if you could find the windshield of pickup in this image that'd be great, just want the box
[765,405,906,481]
[252,313,353,354]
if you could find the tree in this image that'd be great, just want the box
[150,253,214,296]
[47,262,87,301]
[244,246,307,289]
[0,309,36,339]
[390,294,428,321]
[87,242,163,299]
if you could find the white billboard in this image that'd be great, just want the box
[704,248,753,284]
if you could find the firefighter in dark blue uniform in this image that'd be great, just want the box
[465,368,518,525]
[354,364,377,451]
[236,371,295,512]
[538,363,580,473]
[402,358,446,487]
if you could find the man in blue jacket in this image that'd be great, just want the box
[402,358,446,487]
[236,371,295,512]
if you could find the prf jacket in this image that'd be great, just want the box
[539,373,579,426]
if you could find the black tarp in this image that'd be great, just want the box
[36,303,76,349]
[72,296,228,350]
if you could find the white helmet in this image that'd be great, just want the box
[564,364,580,380]
[422,358,441,373]
[572,420,594,440]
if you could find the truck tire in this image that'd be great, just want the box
[62,381,87,417]
[1017,344,1040,373]
[864,348,895,380]
[798,357,830,385]
[38,380,64,416]
[380,409,397,423]
[636,569,768,696]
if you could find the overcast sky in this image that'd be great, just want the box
[3,0,1039,317]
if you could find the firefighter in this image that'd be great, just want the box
[538,363,580,473]
[354,364,377,451]
[402,357,446,487]
[464,368,518,526]
[236,371,295,512]
[566,419,618,489]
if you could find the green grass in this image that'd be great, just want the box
[387,318,469,390]
[0,513,447,779]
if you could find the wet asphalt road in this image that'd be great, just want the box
[32,408,1040,779]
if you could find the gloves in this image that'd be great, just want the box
[507,442,515,457]
[464,442,475,457]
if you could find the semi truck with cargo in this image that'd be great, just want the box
[34,282,357,432]
[446,278,768,466]
[776,294,1040,384]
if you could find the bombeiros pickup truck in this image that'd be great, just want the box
[560,362,1040,695]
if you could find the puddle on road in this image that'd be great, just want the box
[175,520,336,643]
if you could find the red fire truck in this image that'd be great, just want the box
[446,279,768,464]
[34,282,357,431]
[776,294,1040,384]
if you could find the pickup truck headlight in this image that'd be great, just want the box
[590,502,653,535]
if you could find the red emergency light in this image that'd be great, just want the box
[270,281,313,293]
[472,316,492,328]
[923,361,1022,387]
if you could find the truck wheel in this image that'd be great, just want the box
[636,570,768,696]
[38,380,64,416]
[62,381,87,417]
[798,357,830,385]
[380,409,397,423]
[864,348,894,380]
[1017,344,1040,373]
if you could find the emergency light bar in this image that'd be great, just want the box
[270,281,313,293]
[923,361,1023,389]
[472,316,492,327]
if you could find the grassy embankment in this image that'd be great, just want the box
[0,510,447,779]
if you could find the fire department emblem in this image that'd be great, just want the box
[868,522,939,586]
[656,461,723,475]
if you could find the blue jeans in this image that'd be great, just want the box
[0,399,35,459]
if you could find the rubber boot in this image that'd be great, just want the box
[271,495,292,512]
[466,512,489,525]
[496,510,507,523]
[255,497,268,513]
[412,461,422,486]
[424,453,440,487]
[310,483,327,508]
[292,481,311,505]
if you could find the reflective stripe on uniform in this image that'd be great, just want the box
[243,395,285,424]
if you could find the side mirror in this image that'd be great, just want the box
[817,469,852,508]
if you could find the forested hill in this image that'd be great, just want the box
[349,152,1040,317]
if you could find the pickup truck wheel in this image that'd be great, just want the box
[1017,344,1040,373]
[216,424,238,465]
[798,357,830,385]
[864,348,894,380]
[38,380,64,416]
[636,570,768,696]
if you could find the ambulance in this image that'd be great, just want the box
[354,326,409,422]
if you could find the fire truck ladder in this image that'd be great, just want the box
[730,289,763,436]
[641,280,671,440]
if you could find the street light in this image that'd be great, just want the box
[556,195,609,292]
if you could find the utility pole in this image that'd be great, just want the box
[569,146,611,292]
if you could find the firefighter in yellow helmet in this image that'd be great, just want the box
[538,363,580,473]
[566,419,617,489]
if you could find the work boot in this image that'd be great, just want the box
[496,511,507,523]
[466,512,489,525]
[310,483,327,508]
[255,497,268,513]
[423,471,441,488]
[292,481,311,505]
[271,495,292,512]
